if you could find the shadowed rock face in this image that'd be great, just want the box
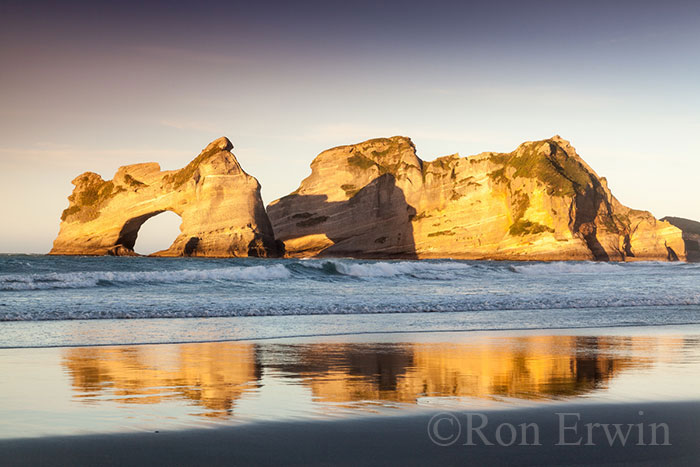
[268,135,688,261]
[268,174,417,258]
[50,137,282,257]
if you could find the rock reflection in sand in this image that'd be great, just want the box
[63,343,261,418]
[61,334,686,419]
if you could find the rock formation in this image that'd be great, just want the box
[268,136,689,261]
[660,217,700,262]
[51,137,282,257]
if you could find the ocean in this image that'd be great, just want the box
[1,255,700,348]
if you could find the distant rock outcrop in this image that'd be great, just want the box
[268,136,689,261]
[51,137,282,257]
[660,217,700,262]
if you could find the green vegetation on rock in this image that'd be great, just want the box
[487,167,509,185]
[426,155,458,172]
[61,176,125,223]
[508,219,554,236]
[60,205,81,221]
[428,229,456,237]
[81,180,115,205]
[370,149,390,159]
[347,154,376,170]
[487,153,509,164]
[341,184,360,198]
[512,191,530,220]
[450,190,465,201]
[411,211,432,221]
[345,139,419,178]
[488,141,593,197]
[123,174,146,188]
[163,144,223,188]
[601,214,621,232]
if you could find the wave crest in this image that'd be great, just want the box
[0,265,291,290]
[299,260,474,279]
[510,262,625,275]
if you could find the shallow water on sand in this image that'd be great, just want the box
[1,326,699,439]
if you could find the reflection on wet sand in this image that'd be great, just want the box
[272,336,665,405]
[63,343,261,417]
[62,335,685,417]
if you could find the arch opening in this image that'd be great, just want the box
[118,211,183,256]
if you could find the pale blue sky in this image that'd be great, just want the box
[1,1,698,253]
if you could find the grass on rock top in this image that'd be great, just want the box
[163,145,223,188]
[61,176,126,222]
[488,140,594,197]
[63,144,229,223]
[345,139,420,178]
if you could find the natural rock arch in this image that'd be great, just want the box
[118,210,184,255]
[51,137,282,257]
[116,210,170,251]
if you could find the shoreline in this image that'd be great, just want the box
[41,251,700,262]
[5,251,700,265]
[1,321,700,350]
[2,401,698,466]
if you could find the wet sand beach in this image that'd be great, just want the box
[2,401,699,466]
[1,325,699,465]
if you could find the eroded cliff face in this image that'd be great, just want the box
[51,137,281,257]
[268,136,687,261]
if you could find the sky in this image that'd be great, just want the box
[1,0,699,253]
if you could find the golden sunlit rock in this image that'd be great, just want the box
[50,137,281,257]
[269,136,694,261]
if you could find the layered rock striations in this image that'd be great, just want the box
[268,136,689,261]
[51,137,281,257]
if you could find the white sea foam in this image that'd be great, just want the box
[331,260,473,278]
[510,261,625,275]
[0,265,291,290]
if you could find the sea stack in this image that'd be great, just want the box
[50,137,282,257]
[268,135,693,261]
[661,217,700,262]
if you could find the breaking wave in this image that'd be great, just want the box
[510,261,625,274]
[2,256,699,324]
[298,260,475,279]
[0,265,291,291]
[0,258,691,291]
